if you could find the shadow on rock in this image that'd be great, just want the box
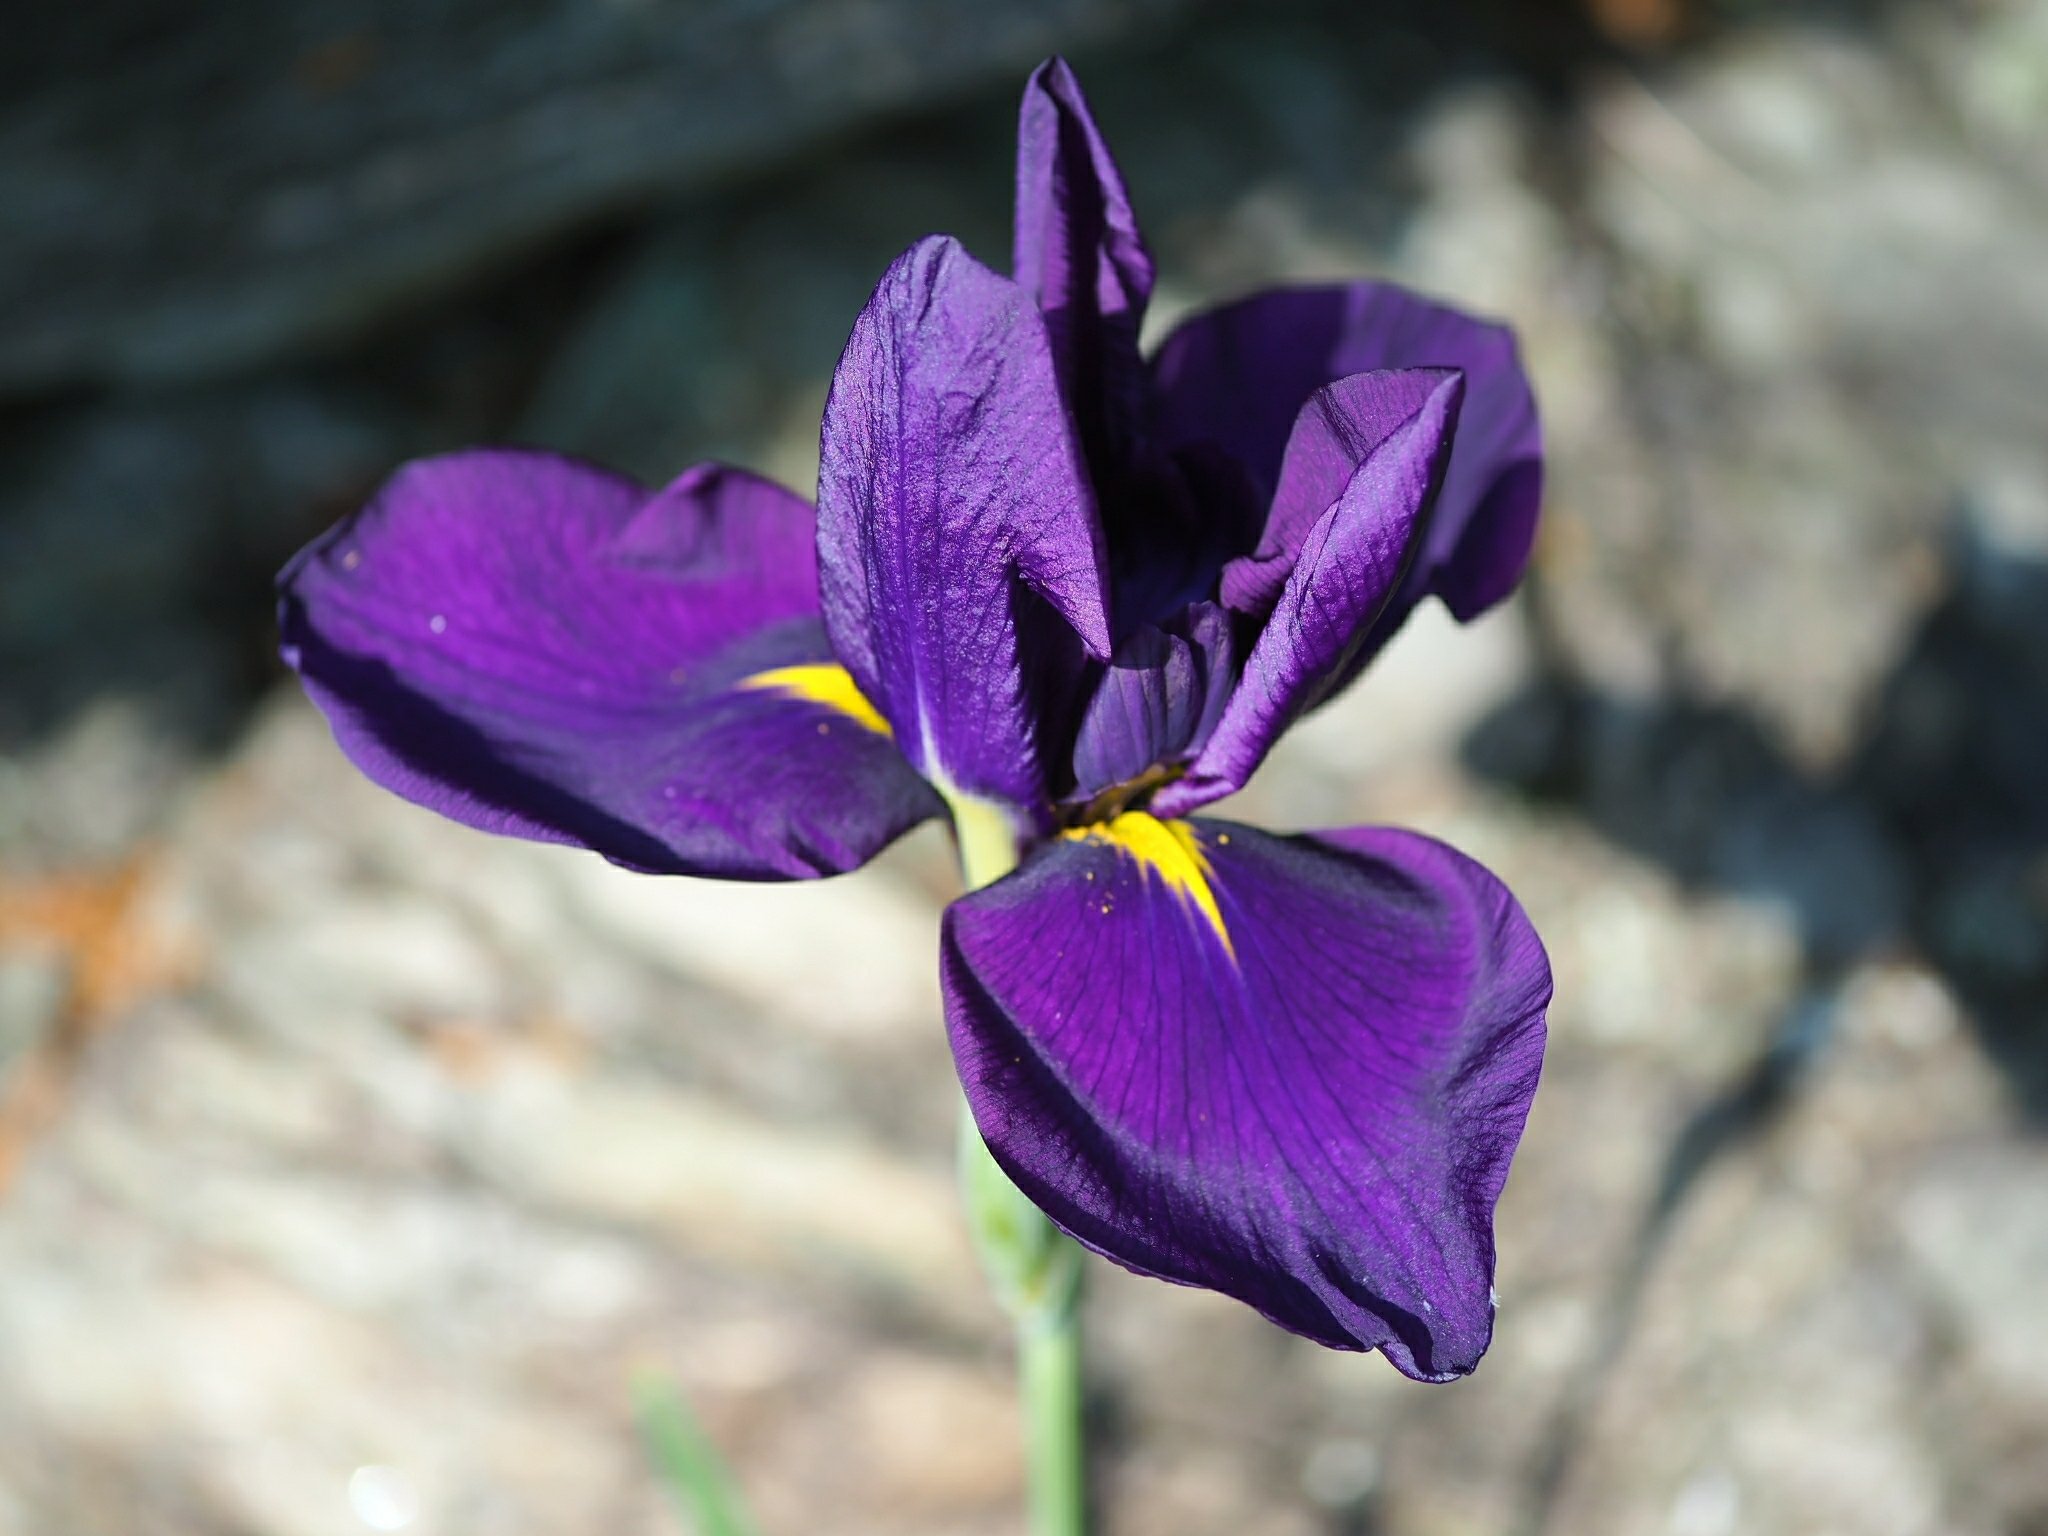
[1469,518,2048,1536]
[1470,516,2048,1121]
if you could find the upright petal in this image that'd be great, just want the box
[819,236,1111,822]
[1013,57,1154,487]
[944,815,1550,1377]
[1069,600,1237,799]
[1153,370,1462,815]
[280,450,938,879]
[1150,283,1543,626]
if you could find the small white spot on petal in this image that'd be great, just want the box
[341,549,361,570]
[348,1465,418,1531]
[427,614,447,635]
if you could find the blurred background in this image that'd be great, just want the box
[3,0,2046,1531]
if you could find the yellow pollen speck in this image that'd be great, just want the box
[1062,811,1233,958]
[740,663,891,737]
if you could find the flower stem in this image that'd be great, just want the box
[1019,1266,1086,1536]
[948,796,1089,1536]
[958,1107,1087,1536]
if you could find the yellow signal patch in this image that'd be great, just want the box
[739,663,892,738]
[1064,811,1233,958]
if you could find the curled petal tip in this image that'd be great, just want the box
[1150,282,1542,662]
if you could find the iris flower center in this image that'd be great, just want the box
[1062,760,1185,829]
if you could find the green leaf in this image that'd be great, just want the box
[632,1369,763,1536]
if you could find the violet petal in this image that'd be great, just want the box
[1013,56,1155,487]
[279,450,938,879]
[1070,601,1237,797]
[819,235,1112,819]
[1154,370,1462,815]
[944,814,1550,1377]
[1150,283,1542,634]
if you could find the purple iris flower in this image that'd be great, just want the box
[278,59,1550,1381]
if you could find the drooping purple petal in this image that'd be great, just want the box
[1152,370,1462,815]
[1150,283,1543,627]
[944,814,1550,1377]
[279,449,939,879]
[819,235,1112,821]
[1013,56,1154,488]
[1070,601,1236,798]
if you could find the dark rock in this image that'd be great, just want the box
[0,0,1200,394]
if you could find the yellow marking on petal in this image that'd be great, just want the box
[1062,811,1233,959]
[739,663,892,738]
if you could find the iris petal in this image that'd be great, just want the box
[1013,56,1154,488]
[1069,601,1236,799]
[1150,283,1543,639]
[943,815,1550,1379]
[819,235,1112,821]
[278,449,938,879]
[1153,370,1463,815]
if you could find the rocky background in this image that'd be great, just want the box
[3,0,2046,1532]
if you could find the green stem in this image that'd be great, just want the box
[958,1112,1085,1536]
[947,791,1089,1536]
[1019,1276,1086,1536]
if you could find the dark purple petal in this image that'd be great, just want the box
[944,814,1549,1377]
[1150,282,1542,626]
[1153,371,1462,815]
[1070,601,1237,797]
[279,449,939,879]
[1100,438,1266,639]
[1013,56,1154,487]
[819,235,1112,821]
